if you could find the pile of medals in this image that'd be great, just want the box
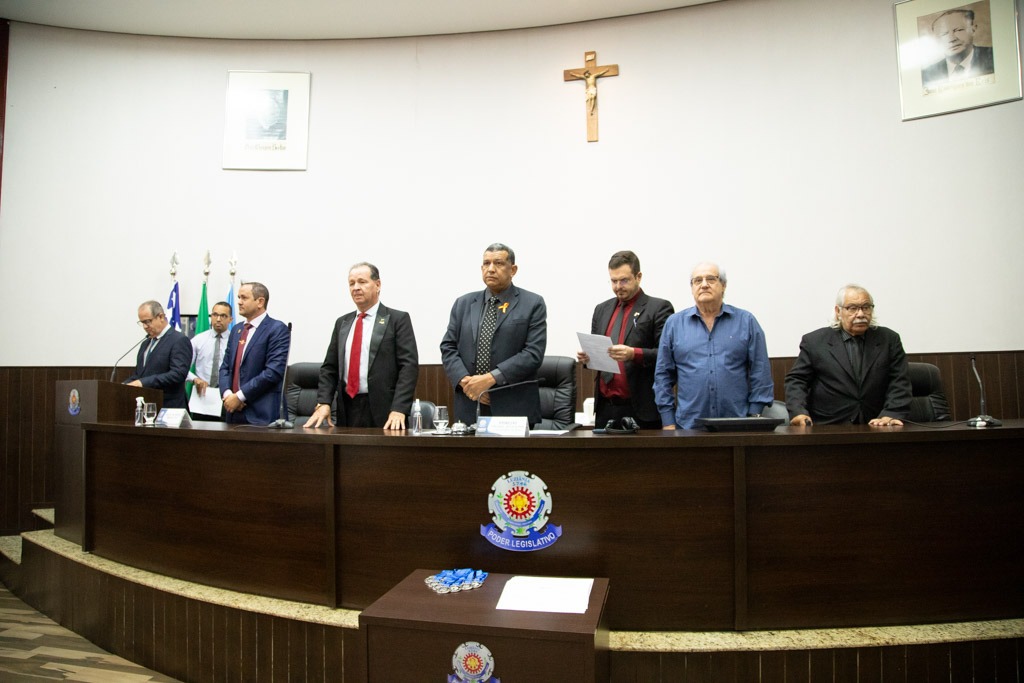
[425,568,488,594]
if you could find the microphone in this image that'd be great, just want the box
[473,378,543,431]
[966,355,1001,428]
[111,336,149,382]
[267,322,295,429]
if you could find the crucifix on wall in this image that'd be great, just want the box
[563,51,619,142]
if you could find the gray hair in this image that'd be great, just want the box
[484,243,515,265]
[830,284,879,329]
[140,300,164,318]
[691,261,727,285]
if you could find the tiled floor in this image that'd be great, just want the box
[0,581,181,682]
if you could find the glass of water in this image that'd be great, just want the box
[143,402,158,426]
[434,405,449,434]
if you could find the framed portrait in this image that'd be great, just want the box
[894,0,1021,120]
[222,71,311,170]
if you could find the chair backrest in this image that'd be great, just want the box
[286,362,333,424]
[763,399,789,421]
[907,362,951,422]
[535,355,578,430]
[411,400,436,430]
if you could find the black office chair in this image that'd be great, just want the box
[286,362,335,424]
[535,355,578,430]
[410,400,436,429]
[907,362,950,422]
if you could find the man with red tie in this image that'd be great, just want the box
[577,251,674,429]
[218,282,291,425]
[305,262,419,429]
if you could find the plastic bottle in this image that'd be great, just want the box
[411,398,422,434]
[134,397,145,426]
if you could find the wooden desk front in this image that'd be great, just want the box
[82,422,1024,631]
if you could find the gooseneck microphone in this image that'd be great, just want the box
[267,322,295,429]
[473,378,542,430]
[966,355,1001,428]
[110,336,148,382]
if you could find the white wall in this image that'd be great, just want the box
[1,0,1022,367]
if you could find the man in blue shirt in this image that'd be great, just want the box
[654,262,773,429]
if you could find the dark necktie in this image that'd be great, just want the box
[476,296,499,374]
[231,323,253,393]
[347,312,368,398]
[209,334,222,388]
[143,337,157,366]
[848,336,864,383]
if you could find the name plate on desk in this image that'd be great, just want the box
[157,408,193,428]
[477,416,529,437]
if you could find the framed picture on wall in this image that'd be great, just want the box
[222,71,311,170]
[894,0,1021,120]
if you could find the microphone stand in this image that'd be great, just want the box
[966,355,1001,427]
[267,322,295,429]
[471,378,541,433]
[111,336,149,382]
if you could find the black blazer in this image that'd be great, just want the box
[440,284,547,426]
[315,303,419,427]
[588,291,674,423]
[124,328,193,409]
[785,326,912,424]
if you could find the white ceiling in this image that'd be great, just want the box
[0,0,721,40]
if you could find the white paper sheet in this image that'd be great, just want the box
[496,576,594,614]
[188,387,223,416]
[576,333,619,373]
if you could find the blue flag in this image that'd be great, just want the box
[226,284,236,325]
[167,282,182,332]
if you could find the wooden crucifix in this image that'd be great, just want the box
[563,51,619,142]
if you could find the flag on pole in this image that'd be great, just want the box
[167,282,182,332]
[186,282,210,400]
[226,284,237,325]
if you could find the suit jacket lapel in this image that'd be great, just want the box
[623,293,648,346]
[861,329,882,377]
[491,286,518,335]
[336,312,356,374]
[368,305,389,369]
[827,328,858,382]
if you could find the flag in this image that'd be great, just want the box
[187,282,210,400]
[167,282,182,332]
[226,284,237,325]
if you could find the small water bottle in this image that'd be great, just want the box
[134,397,145,426]
[411,398,422,435]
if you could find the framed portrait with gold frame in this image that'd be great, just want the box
[894,0,1021,120]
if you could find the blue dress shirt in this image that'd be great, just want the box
[654,304,774,428]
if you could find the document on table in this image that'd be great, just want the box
[496,576,594,614]
[188,387,223,417]
[576,333,619,373]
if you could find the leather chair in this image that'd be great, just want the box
[907,362,950,422]
[763,399,789,421]
[411,400,436,430]
[286,362,334,424]
[535,355,577,430]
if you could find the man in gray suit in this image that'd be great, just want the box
[306,262,419,429]
[440,243,547,427]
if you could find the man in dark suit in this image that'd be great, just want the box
[577,251,673,429]
[440,243,547,427]
[785,285,912,427]
[124,300,193,409]
[921,9,995,89]
[305,262,419,429]
[218,281,291,425]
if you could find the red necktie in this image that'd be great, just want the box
[231,323,253,393]
[346,313,367,398]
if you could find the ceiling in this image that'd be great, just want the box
[0,0,720,40]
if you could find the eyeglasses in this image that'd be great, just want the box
[690,276,720,286]
[137,318,155,327]
[210,313,231,319]
[841,304,875,313]
[610,277,635,286]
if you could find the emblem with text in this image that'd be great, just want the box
[480,470,561,552]
[448,641,499,683]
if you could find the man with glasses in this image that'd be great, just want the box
[441,243,547,428]
[124,300,193,409]
[186,301,233,420]
[785,285,912,426]
[654,262,773,429]
[577,251,673,429]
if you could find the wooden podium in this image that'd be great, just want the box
[54,380,161,544]
[360,569,609,682]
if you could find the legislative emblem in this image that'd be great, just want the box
[480,470,561,552]
[448,641,499,683]
[67,389,81,416]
